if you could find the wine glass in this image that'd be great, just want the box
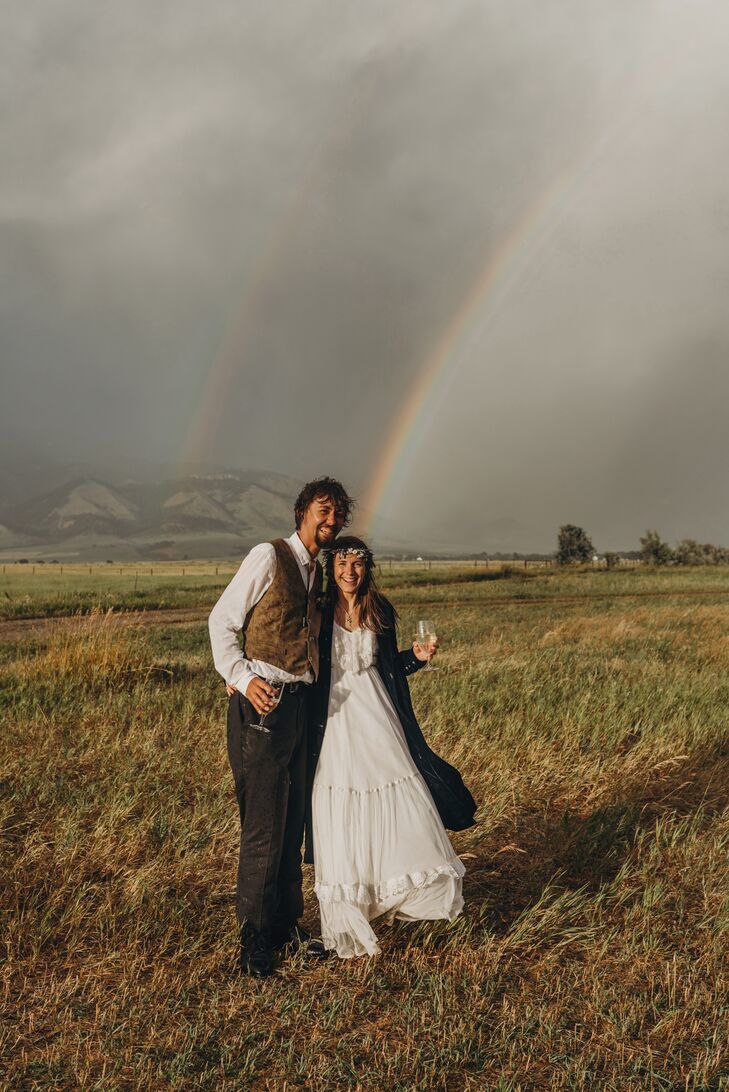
[416,619,438,672]
[252,681,284,732]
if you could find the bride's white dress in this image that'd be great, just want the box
[312,622,464,958]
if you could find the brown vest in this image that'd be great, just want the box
[242,538,322,677]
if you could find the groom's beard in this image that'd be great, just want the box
[315,527,337,548]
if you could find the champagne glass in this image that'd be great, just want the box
[252,681,284,732]
[416,620,438,672]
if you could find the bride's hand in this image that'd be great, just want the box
[413,639,437,663]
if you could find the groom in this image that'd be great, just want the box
[208,476,353,977]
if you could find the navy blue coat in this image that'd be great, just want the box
[304,603,477,864]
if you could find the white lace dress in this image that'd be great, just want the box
[312,623,464,958]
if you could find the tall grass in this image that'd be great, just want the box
[1,575,728,1088]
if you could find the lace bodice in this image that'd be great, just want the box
[332,622,377,674]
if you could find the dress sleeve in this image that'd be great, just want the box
[381,600,426,677]
[398,646,426,677]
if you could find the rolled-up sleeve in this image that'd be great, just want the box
[208,543,276,694]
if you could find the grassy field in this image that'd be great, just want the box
[3,558,729,621]
[1,565,728,1089]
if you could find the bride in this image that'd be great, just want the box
[307,536,476,959]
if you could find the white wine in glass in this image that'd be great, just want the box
[416,619,438,672]
[253,681,284,732]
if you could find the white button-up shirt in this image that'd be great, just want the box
[208,530,317,697]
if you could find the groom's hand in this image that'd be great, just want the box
[246,677,279,715]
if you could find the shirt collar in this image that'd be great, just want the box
[286,530,315,566]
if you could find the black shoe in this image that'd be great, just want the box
[276,922,330,962]
[240,921,275,978]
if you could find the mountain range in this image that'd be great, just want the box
[0,462,543,560]
[0,471,305,561]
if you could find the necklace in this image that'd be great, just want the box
[339,601,358,629]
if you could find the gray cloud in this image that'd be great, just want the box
[2,0,728,550]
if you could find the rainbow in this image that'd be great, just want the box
[360,54,670,540]
[360,134,617,539]
[360,185,565,535]
[180,66,382,470]
[179,211,298,469]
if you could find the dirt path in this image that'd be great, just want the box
[3,584,729,642]
[0,607,209,643]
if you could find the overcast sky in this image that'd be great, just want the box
[3,0,729,551]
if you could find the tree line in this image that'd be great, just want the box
[638,530,729,566]
[557,525,729,566]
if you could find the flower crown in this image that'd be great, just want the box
[325,545,373,563]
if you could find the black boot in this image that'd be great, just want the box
[240,921,275,978]
[275,922,330,962]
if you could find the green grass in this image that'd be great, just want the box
[4,560,729,620]
[1,569,728,1089]
[0,563,229,620]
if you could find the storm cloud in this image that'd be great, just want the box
[3,0,729,551]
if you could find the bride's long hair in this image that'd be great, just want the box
[322,535,395,634]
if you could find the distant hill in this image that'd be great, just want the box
[0,471,305,561]
[0,466,550,560]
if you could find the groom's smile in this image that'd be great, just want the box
[299,496,345,554]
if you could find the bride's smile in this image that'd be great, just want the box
[334,554,365,595]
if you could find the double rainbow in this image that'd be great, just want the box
[182,117,624,534]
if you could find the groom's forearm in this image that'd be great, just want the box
[225,663,257,696]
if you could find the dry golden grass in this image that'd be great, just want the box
[1,573,728,1090]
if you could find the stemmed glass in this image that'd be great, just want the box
[416,619,438,672]
[251,681,284,733]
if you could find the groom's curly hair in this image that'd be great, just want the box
[294,476,354,529]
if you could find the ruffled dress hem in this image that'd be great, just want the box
[315,858,465,959]
[315,857,465,905]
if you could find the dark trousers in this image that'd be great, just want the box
[226,687,309,935]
